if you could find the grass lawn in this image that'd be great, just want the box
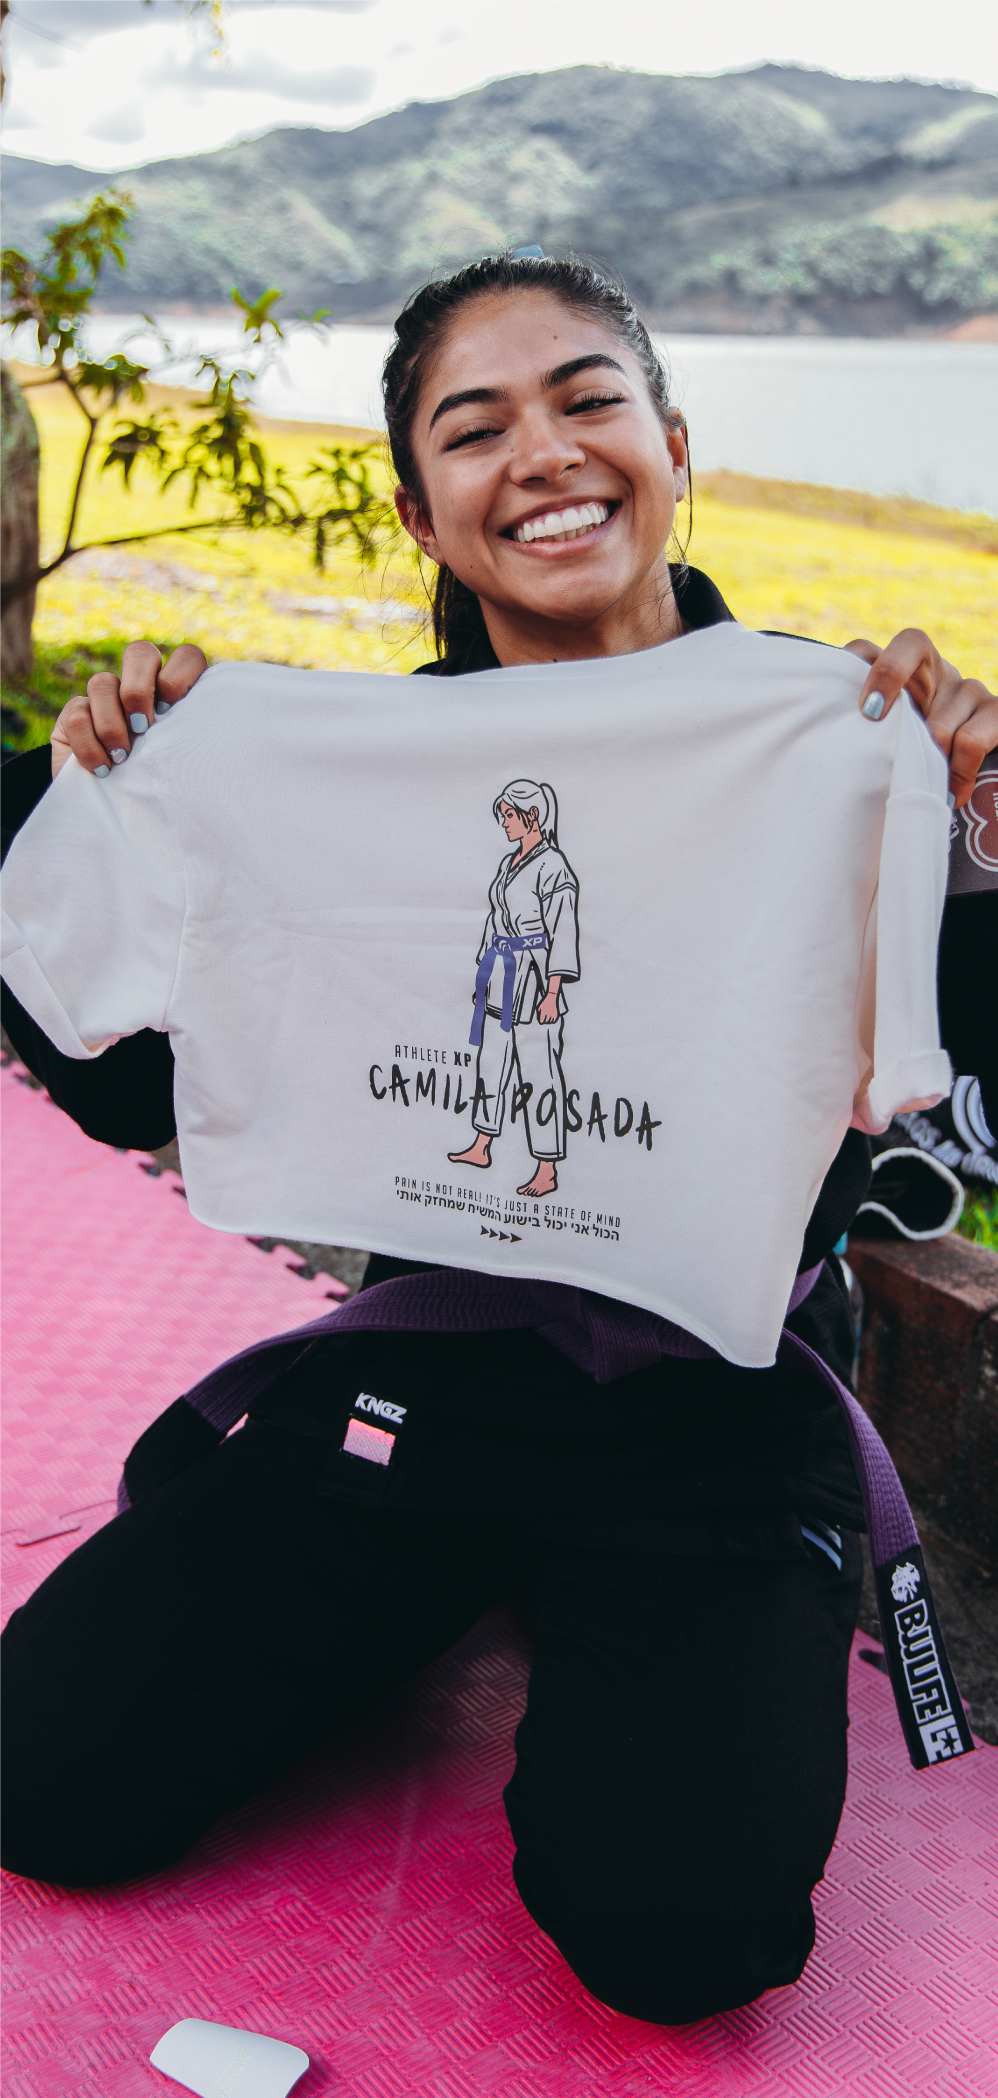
[4,363,995,752]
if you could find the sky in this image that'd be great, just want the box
[1,0,996,172]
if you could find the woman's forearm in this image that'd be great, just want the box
[2,982,178,1149]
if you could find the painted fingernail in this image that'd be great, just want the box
[153,699,171,717]
[129,712,150,734]
[93,764,110,778]
[110,747,128,765]
[947,790,956,809]
[861,692,885,720]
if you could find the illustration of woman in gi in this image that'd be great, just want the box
[449,778,580,1198]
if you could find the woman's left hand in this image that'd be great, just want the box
[845,630,997,808]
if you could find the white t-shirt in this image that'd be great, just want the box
[1,625,951,1367]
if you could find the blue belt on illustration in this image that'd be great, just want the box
[469,935,548,1046]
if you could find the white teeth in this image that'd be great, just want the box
[514,501,611,543]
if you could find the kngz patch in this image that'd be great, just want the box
[354,1391,406,1425]
[340,1389,408,1465]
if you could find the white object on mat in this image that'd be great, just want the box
[150,2018,309,2097]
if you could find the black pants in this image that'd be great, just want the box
[1,1421,861,2026]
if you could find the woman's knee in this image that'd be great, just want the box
[1,1606,188,1887]
[1,1758,168,1888]
[1,1716,187,1888]
[0,1815,179,1891]
[511,1849,816,2025]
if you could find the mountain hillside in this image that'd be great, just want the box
[3,65,997,332]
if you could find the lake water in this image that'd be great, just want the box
[8,317,997,514]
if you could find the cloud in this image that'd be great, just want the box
[221,57,376,103]
[147,46,376,105]
[16,0,377,30]
[9,1,151,38]
[4,33,66,73]
[232,1,378,11]
[83,109,149,144]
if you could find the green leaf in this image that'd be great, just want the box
[231,285,284,341]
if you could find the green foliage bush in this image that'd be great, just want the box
[675,216,998,312]
[1,194,395,630]
[956,1185,998,1251]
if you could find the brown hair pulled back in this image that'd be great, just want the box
[382,251,689,671]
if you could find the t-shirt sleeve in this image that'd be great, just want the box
[542,880,581,982]
[851,696,953,1134]
[0,751,185,1061]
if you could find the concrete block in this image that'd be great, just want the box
[847,1232,998,1571]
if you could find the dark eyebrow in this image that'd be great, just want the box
[429,384,509,431]
[428,354,627,432]
[541,353,627,389]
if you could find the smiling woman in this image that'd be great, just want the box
[1,244,996,2039]
[377,252,996,800]
[385,254,693,670]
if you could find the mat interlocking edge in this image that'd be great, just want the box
[2,1069,997,2098]
[0,1065,339,1584]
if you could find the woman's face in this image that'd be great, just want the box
[398,290,688,650]
[498,799,537,842]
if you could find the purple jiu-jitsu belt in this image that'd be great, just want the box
[469,933,547,1046]
[131,1262,974,1772]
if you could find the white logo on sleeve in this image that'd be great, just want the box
[891,1562,921,1603]
[354,1392,406,1425]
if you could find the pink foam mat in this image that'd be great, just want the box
[1,1066,340,1588]
[3,1068,997,2097]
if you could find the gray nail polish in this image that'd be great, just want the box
[93,764,110,778]
[129,712,150,734]
[154,699,171,717]
[110,747,128,765]
[947,790,956,810]
[861,691,885,720]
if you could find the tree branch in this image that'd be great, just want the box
[0,507,384,609]
[58,402,100,562]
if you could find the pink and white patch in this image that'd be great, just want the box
[342,1416,395,1465]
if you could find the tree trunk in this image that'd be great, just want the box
[1,364,40,683]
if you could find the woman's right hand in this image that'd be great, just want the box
[51,641,208,779]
